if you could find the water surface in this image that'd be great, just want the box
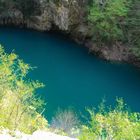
[0,27,140,121]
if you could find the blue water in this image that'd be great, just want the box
[0,27,140,120]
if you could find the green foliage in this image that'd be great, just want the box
[88,0,131,45]
[79,98,140,140]
[126,0,140,57]
[0,45,48,134]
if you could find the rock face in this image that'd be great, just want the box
[0,0,91,50]
[0,130,79,140]
[86,41,130,61]
[0,0,90,44]
[38,0,88,31]
[0,0,87,31]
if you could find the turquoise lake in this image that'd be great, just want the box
[0,27,140,121]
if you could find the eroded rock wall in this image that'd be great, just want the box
[0,0,88,31]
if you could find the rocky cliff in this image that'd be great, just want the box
[0,0,87,31]
[0,0,91,49]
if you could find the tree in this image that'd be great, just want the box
[51,108,80,137]
[0,45,48,133]
[126,0,140,57]
[79,98,140,140]
[88,0,131,46]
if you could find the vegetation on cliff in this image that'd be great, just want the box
[79,98,140,140]
[88,0,131,44]
[127,0,140,57]
[0,46,47,134]
[88,0,140,58]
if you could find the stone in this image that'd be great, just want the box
[30,130,78,140]
[0,130,79,140]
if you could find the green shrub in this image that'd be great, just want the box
[0,45,48,134]
[88,0,131,45]
[79,98,140,140]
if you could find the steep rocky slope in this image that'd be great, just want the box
[0,0,88,32]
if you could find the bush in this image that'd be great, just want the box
[50,108,80,137]
[0,45,48,134]
[88,0,131,45]
[79,98,140,140]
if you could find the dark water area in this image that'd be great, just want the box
[0,27,140,121]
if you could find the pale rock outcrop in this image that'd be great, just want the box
[30,130,78,140]
[0,130,79,140]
